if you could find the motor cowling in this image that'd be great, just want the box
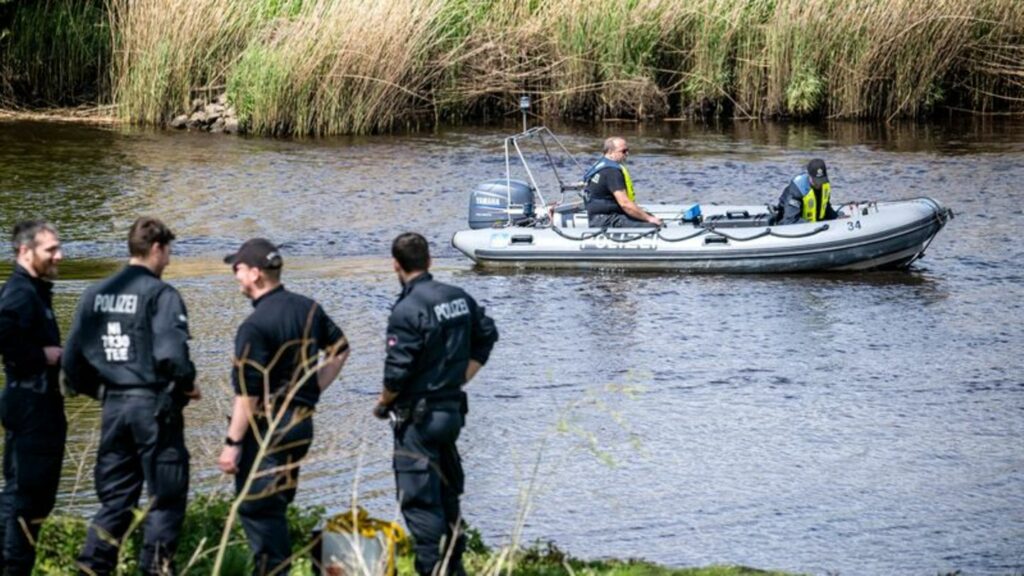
[468,179,535,229]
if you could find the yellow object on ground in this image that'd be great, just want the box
[322,507,407,576]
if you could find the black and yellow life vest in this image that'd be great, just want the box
[583,159,635,202]
[792,174,831,222]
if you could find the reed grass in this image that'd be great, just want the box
[4,0,1024,133]
[0,0,109,106]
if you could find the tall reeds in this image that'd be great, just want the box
[3,0,1023,134]
[0,0,109,106]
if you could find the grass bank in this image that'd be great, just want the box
[2,0,1023,135]
[32,495,798,576]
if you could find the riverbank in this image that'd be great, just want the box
[2,0,1023,136]
[33,496,798,576]
[0,106,117,125]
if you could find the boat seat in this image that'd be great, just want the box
[564,213,589,228]
[552,201,588,228]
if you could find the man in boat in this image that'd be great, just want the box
[63,217,200,575]
[583,137,663,228]
[776,158,841,225]
[374,232,498,576]
[218,237,349,575]
[0,221,66,576]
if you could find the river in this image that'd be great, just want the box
[1,118,1022,575]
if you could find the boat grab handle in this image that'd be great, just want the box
[704,235,728,245]
[726,210,750,219]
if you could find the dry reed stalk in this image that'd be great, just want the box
[31,0,1020,132]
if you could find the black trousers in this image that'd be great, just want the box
[77,390,189,576]
[393,409,465,576]
[589,213,659,228]
[235,407,313,576]
[0,386,66,576]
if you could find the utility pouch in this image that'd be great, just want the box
[391,406,411,431]
[154,389,175,424]
[170,383,192,409]
[412,398,428,424]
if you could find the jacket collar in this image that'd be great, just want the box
[399,272,432,299]
[13,264,53,297]
[252,284,286,308]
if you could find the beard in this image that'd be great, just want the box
[31,254,58,281]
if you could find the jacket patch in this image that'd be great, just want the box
[102,322,131,362]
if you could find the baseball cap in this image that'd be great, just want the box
[806,158,829,183]
[223,238,283,270]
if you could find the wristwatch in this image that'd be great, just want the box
[224,436,243,447]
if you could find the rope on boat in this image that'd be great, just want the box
[903,201,955,268]
[550,225,607,241]
[760,224,830,239]
[548,221,830,243]
[654,228,708,242]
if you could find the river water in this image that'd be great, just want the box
[1,118,1022,575]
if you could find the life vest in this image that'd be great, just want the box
[583,159,635,202]
[792,173,831,222]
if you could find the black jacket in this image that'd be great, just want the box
[384,273,498,405]
[232,285,347,408]
[0,265,61,385]
[63,265,195,396]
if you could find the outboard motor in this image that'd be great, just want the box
[468,179,535,229]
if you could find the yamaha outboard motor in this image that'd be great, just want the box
[468,179,535,229]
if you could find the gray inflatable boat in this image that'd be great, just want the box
[451,127,953,272]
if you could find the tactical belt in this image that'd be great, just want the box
[104,386,160,398]
[5,373,48,394]
[396,392,463,412]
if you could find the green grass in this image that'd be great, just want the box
[31,497,802,576]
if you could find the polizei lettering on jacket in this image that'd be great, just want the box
[434,298,469,322]
[93,293,139,314]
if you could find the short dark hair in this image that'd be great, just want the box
[128,217,175,257]
[11,220,57,255]
[392,232,430,273]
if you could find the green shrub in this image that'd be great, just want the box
[32,495,324,576]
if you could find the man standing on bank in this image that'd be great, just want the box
[583,136,663,228]
[218,238,349,576]
[0,221,66,576]
[62,217,200,576]
[374,232,498,576]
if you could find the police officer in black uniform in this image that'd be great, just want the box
[583,136,662,228]
[0,221,66,576]
[218,238,349,576]
[62,217,200,576]
[374,232,498,576]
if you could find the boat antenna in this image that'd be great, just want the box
[519,95,530,133]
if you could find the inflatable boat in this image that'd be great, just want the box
[451,127,953,272]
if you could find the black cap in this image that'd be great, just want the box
[806,158,829,183]
[223,238,283,269]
